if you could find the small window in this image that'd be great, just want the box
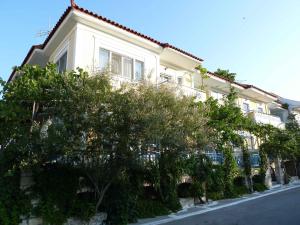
[111,53,122,75]
[123,57,133,79]
[243,103,250,112]
[56,51,67,73]
[99,48,110,71]
[257,107,263,113]
[177,77,183,85]
[135,60,144,81]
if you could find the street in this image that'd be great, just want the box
[163,187,300,225]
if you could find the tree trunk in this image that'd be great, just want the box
[95,182,112,213]
[294,160,298,177]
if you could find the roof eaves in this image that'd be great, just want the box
[207,71,277,99]
[8,44,43,82]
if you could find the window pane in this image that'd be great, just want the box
[135,60,144,80]
[123,57,133,79]
[111,53,122,75]
[257,107,263,113]
[177,77,183,85]
[243,103,250,112]
[99,48,110,71]
[57,51,67,73]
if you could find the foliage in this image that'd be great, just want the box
[232,176,249,196]
[177,183,192,198]
[253,183,268,192]
[2,63,300,225]
[32,165,94,225]
[0,171,31,225]
[136,199,169,219]
[214,68,236,82]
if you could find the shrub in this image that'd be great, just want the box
[252,174,264,184]
[0,172,31,225]
[253,183,267,192]
[104,182,139,225]
[233,176,245,187]
[136,199,169,218]
[233,185,249,196]
[207,192,223,201]
[32,165,95,225]
[177,183,192,198]
[143,185,160,200]
[190,181,203,199]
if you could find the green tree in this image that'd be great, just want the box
[214,69,236,82]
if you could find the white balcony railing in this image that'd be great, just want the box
[110,74,138,89]
[248,111,285,129]
[177,85,207,102]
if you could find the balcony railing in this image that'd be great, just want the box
[177,85,207,101]
[248,111,285,128]
[109,74,139,89]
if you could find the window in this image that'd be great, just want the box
[56,51,67,73]
[243,102,250,112]
[211,91,223,100]
[135,60,144,81]
[99,48,110,71]
[177,77,183,85]
[123,57,133,79]
[99,48,144,80]
[111,53,122,75]
[257,107,263,113]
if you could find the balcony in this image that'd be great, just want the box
[248,111,285,129]
[177,85,207,101]
[109,74,138,89]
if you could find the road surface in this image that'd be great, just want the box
[163,187,300,225]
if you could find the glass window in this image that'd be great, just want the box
[99,48,110,71]
[243,102,250,112]
[56,51,67,74]
[111,53,122,75]
[257,107,263,113]
[135,60,144,81]
[123,57,133,79]
[177,77,183,85]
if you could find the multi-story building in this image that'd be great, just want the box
[9,1,294,185]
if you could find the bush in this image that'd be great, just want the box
[177,183,192,198]
[252,174,264,184]
[190,181,203,199]
[253,183,267,192]
[32,165,95,225]
[136,199,169,218]
[207,192,223,201]
[233,176,245,187]
[143,185,160,200]
[104,182,139,225]
[233,185,249,196]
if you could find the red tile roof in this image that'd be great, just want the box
[8,4,203,81]
[72,5,203,62]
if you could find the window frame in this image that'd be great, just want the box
[134,59,144,81]
[99,48,110,72]
[242,102,250,113]
[99,47,144,80]
[55,51,68,74]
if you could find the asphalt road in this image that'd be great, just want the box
[163,187,300,225]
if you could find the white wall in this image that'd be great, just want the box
[49,27,77,71]
[74,23,159,83]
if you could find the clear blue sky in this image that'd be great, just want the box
[1,0,299,100]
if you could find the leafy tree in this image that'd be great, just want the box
[214,68,236,82]
[204,87,254,196]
